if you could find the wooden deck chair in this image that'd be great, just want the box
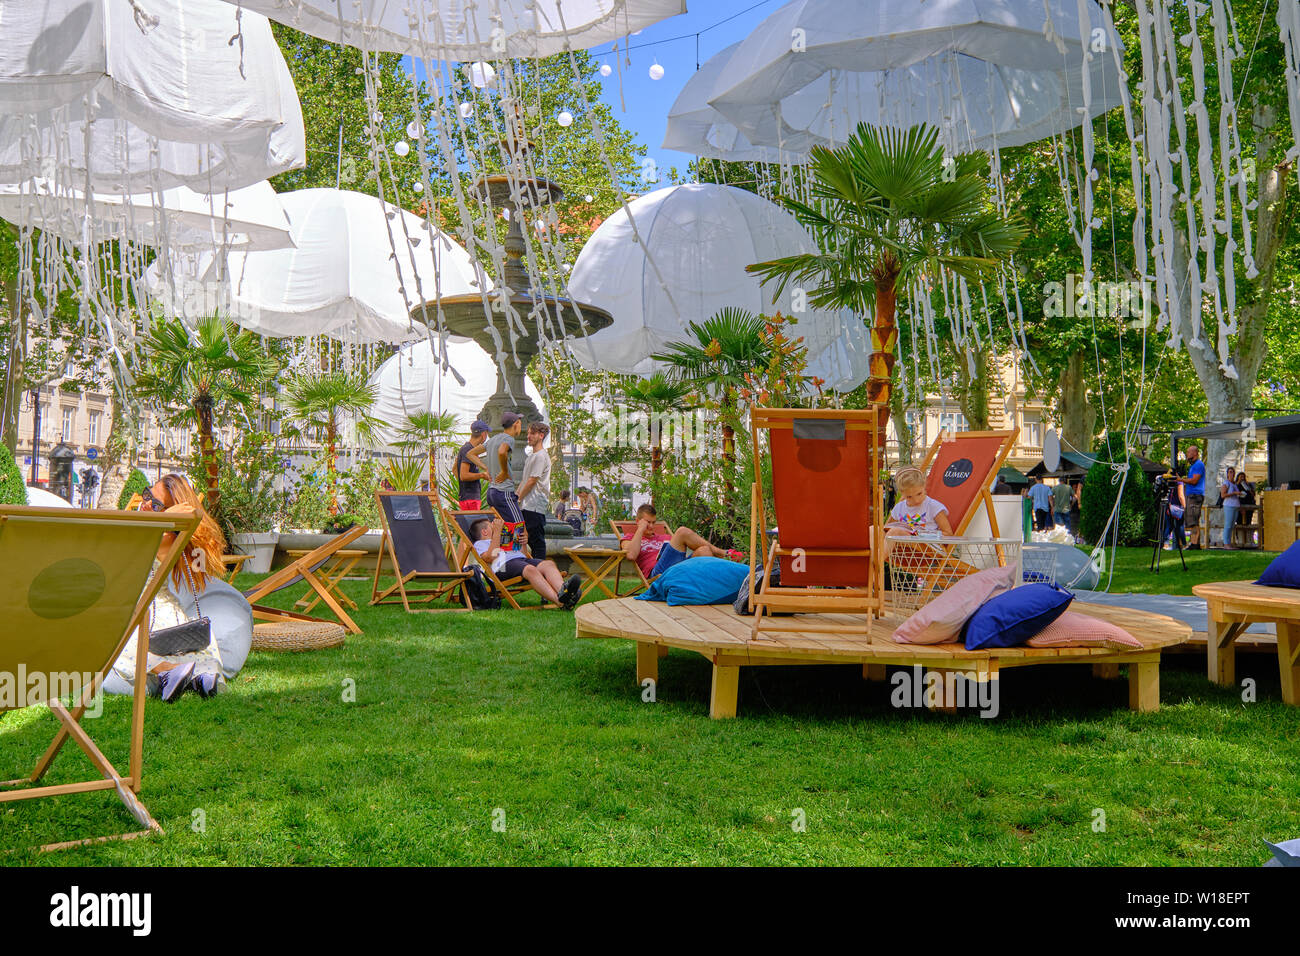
[889,428,1021,592]
[0,505,199,851]
[370,491,472,612]
[749,408,883,638]
[242,524,368,634]
[442,507,542,610]
[609,518,673,592]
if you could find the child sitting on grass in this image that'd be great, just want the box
[470,517,582,609]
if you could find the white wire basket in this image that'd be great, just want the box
[883,536,1023,613]
[1020,544,1059,585]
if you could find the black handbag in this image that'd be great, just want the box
[149,554,212,656]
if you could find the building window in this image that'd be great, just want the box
[1022,418,1042,448]
[904,409,927,447]
[938,411,967,434]
[87,412,99,446]
[61,408,74,442]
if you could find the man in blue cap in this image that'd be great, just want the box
[484,411,527,551]
[456,419,492,510]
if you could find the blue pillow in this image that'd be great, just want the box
[1257,540,1300,588]
[963,583,1074,650]
[636,556,750,606]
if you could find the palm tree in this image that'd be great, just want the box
[620,372,694,478]
[747,123,1026,451]
[282,369,381,515]
[133,315,277,515]
[652,307,774,500]
[393,409,460,496]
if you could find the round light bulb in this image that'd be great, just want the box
[393,140,410,157]
[413,182,424,193]
[557,111,573,127]
[600,63,612,77]
[458,102,473,119]
[584,194,594,203]
[468,62,496,89]
[406,121,421,140]
[648,62,665,81]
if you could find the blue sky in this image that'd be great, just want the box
[583,0,784,179]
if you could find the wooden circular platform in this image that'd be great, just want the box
[575,599,1191,718]
[1192,580,1300,705]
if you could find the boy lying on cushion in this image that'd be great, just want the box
[620,504,741,581]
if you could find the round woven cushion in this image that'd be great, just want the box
[251,620,346,652]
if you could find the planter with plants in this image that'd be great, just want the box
[209,432,284,573]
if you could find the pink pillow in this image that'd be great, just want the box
[1025,610,1142,649]
[892,564,1016,644]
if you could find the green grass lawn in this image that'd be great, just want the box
[3,548,1296,865]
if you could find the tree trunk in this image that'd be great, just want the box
[954,346,991,431]
[866,261,899,456]
[327,416,339,516]
[97,380,135,509]
[890,385,914,465]
[721,387,736,506]
[1057,350,1097,457]
[2,272,23,455]
[195,393,219,514]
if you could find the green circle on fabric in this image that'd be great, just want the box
[28,558,107,620]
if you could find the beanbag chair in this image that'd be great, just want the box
[170,575,254,678]
[637,556,750,606]
[963,583,1074,650]
[1257,540,1300,589]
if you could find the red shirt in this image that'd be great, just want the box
[622,531,670,579]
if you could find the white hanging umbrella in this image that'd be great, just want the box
[566,183,870,390]
[368,338,544,451]
[706,0,1123,155]
[0,179,294,251]
[215,0,686,58]
[0,0,305,192]
[664,42,808,163]
[189,188,490,344]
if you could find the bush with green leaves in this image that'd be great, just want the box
[341,456,382,529]
[117,468,150,509]
[1079,455,1157,547]
[0,443,25,505]
[201,432,285,538]
[285,465,332,531]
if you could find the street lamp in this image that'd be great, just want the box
[154,442,166,482]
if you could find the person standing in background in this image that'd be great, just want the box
[1218,467,1241,549]
[517,422,553,561]
[455,420,492,509]
[1050,479,1072,529]
[1178,444,1206,550]
[1028,476,1052,531]
[484,412,526,551]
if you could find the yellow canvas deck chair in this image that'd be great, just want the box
[242,524,368,634]
[443,507,547,610]
[370,491,471,612]
[887,428,1020,597]
[749,408,883,638]
[0,505,199,851]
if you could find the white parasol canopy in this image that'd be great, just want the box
[0,0,305,192]
[186,188,490,344]
[368,337,544,450]
[566,183,870,390]
[215,0,686,58]
[705,0,1123,156]
[0,179,294,251]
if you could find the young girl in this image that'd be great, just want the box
[886,466,954,538]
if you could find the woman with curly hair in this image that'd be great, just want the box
[107,473,251,701]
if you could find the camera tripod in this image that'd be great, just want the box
[1150,501,1187,573]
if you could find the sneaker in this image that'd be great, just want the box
[156,662,195,703]
[558,575,583,609]
[191,671,221,699]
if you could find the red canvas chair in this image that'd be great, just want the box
[749,407,882,638]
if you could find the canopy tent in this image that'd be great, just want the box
[1026,450,1167,480]
[0,179,294,251]
[704,0,1123,156]
[367,338,544,452]
[566,183,870,390]
[214,0,686,58]
[996,464,1030,488]
[0,0,305,193]
[663,42,805,163]
[1170,415,1300,490]
[163,189,489,344]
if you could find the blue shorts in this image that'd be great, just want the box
[486,487,524,525]
[650,543,688,577]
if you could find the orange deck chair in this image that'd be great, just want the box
[886,428,1019,597]
[749,408,883,639]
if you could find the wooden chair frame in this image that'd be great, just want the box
[243,524,369,633]
[608,519,674,594]
[443,507,550,610]
[749,408,883,638]
[370,491,471,613]
[0,506,199,851]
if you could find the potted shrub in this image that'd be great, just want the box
[210,433,284,573]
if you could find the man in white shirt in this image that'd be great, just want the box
[517,421,553,560]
